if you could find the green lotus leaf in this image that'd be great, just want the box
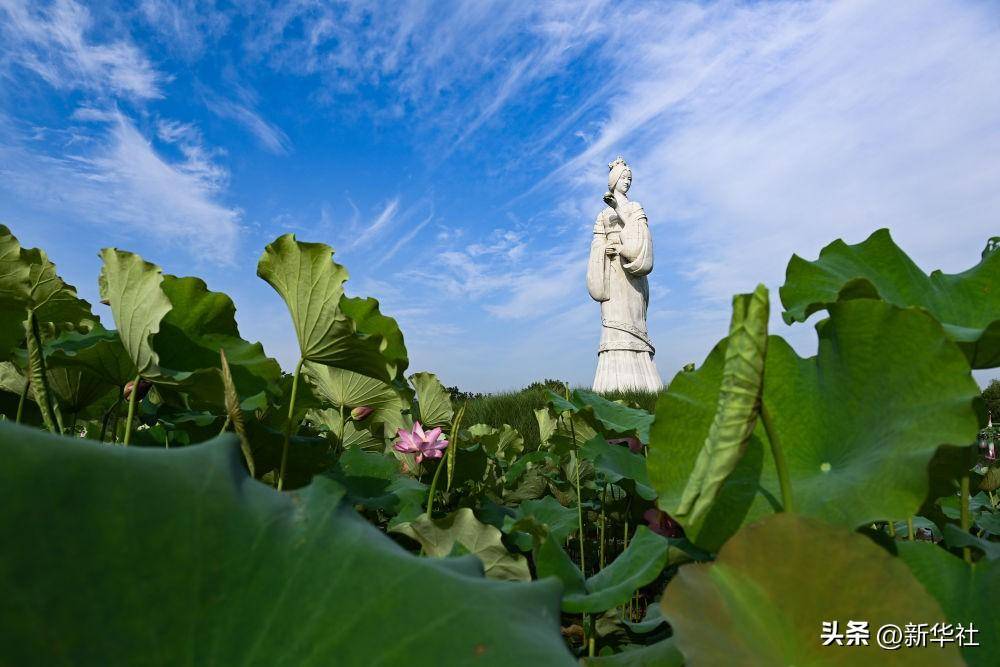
[390,508,531,581]
[154,275,282,409]
[580,435,656,501]
[535,407,557,445]
[45,366,116,417]
[649,300,980,551]
[942,523,1000,560]
[44,327,136,388]
[309,408,384,450]
[535,526,670,613]
[257,234,406,382]
[503,496,578,551]
[781,228,1000,368]
[245,420,331,489]
[327,447,427,516]
[0,225,97,359]
[562,389,655,444]
[0,361,26,396]
[98,248,172,377]
[0,422,573,665]
[897,541,999,667]
[674,285,768,527]
[304,362,409,436]
[663,513,961,665]
[410,371,454,428]
[340,295,409,378]
[467,423,525,463]
[581,638,683,666]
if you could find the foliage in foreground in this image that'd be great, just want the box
[1,224,998,665]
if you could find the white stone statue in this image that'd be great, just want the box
[587,157,663,392]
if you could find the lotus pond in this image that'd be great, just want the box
[1,223,998,665]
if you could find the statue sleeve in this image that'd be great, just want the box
[620,204,653,277]
[587,215,609,302]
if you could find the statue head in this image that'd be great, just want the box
[608,156,631,195]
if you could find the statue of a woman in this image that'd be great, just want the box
[587,157,663,392]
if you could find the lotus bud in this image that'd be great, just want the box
[351,406,374,421]
[124,379,152,401]
[609,436,643,454]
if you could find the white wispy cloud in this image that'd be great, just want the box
[0,111,240,262]
[551,0,1000,304]
[351,197,400,249]
[0,0,164,100]
[202,90,291,155]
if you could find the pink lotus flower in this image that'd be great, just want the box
[643,508,684,538]
[609,437,643,454]
[394,421,449,464]
[351,406,374,421]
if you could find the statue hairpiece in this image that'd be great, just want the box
[608,156,627,171]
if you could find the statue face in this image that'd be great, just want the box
[616,169,632,194]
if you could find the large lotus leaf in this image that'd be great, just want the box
[565,389,655,444]
[503,496,579,551]
[308,408,384,451]
[154,275,282,408]
[304,362,408,435]
[99,249,172,377]
[674,285,767,527]
[467,423,525,463]
[535,525,670,613]
[390,508,531,581]
[0,225,95,331]
[781,228,1000,368]
[410,371,453,428]
[46,366,117,416]
[0,225,96,358]
[942,523,1000,560]
[650,300,980,551]
[257,235,405,382]
[662,513,960,665]
[580,436,656,501]
[0,361,25,396]
[582,638,683,667]
[43,327,136,388]
[0,422,574,665]
[326,447,427,516]
[897,541,999,667]
[535,408,558,445]
[245,420,331,489]
[340,295,409,378]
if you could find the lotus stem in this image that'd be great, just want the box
[906,517,914,541]
[218,415,231,435]
[26,312,58,433]
[960,472,971,563]
[572,448,585,576]
[760,403,794,512]
[338,403,346,455]
[99,390,123,443]
[123,374,140,446]
[277,358,305,491]
[15,378,28,424]
[599,484,607,570]
[888,520,896,538]
[426,458,445,516]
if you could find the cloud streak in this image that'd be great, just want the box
[0,111,240,262]
[0,0,163,100]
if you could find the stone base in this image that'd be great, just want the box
[592,349,663,392]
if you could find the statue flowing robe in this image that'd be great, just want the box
[586,200,663,392]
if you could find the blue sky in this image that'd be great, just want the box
[1,0,998,391]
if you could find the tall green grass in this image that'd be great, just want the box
[458,385,662,448]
